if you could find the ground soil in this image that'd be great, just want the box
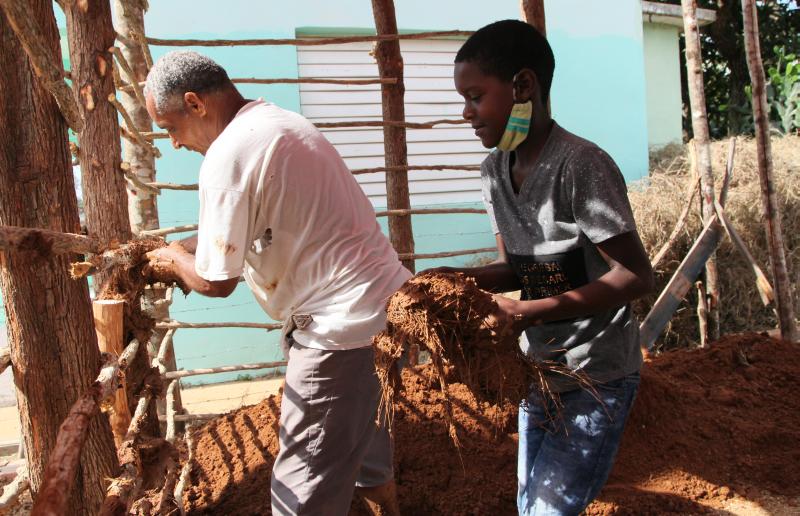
[181,333,799,515]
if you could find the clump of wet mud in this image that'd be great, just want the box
[374,272,584,445]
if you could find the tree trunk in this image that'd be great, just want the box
[65,0,132,289]
[741,0,797,342]
[706,0,750,135]
[681,0,720,344]
[0,2,117,514]
[113,0,159,234]
[66,0,162,434]
[112,0,183,428]
[370,0,415,273]
[520,0,546,35]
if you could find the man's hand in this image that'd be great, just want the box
[145,241,189,274]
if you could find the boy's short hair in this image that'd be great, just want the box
[455,20,555,103]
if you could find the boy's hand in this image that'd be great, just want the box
[484,294,529,339]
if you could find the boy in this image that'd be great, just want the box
[446,20,655,515]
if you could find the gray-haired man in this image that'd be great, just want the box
[144,50,407,516]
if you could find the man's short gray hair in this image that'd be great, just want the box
[145,50,232,112]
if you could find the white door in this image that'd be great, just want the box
[297,37,489,207]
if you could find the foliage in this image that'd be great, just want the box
[655,0,800,137]
[766,46,800,134]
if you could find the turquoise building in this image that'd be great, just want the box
[1,1,714,386]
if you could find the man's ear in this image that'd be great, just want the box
[513,68,539,104]
[183,92,207,117]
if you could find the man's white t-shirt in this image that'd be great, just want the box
[194,99,411,352]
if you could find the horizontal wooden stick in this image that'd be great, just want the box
[397,247,496,261]
[155,320,281,330]
[0,347,10,375]
[160,413,219,422]
[352,164,480,175]
[0,0,84,132]
[143,118,469,139]
[139,224,197,237]
[145,164,482,191]
[0,465,29,511]
[147,30,473,47]
[120,76,398,93]
[163,361,287,380]
[0,225,102,255]
[375,208,486,217]
[31,339,140,516]
[714,200,774,306]
[108,94,161,157]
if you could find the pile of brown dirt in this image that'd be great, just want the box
[181,333,800,515]
[375,272,584,446]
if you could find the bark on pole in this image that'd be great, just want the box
[65,0,132,290]
[520,0,547,35]
[93,300,132,447]
[370,0,415,273]
[0,1,117,513]
[113,0,160,234]
[740,0,797,342]
[681,0,720,344]
[113,0,184,422]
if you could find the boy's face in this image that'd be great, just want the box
[454,61,514,149]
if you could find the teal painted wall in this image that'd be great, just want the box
[545,0,650,181]
[2,1,655,386]
[643,23,683,149]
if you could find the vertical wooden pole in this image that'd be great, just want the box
[92,300,131,447]
[0,1,118,512]
[370,0,415,273]
[520,0,546,35]
[64,0,132,290]
[741,0,797,342]
[114,0,159,234]
[681,0,720,344]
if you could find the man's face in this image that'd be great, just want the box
[145,93,209,155]
[454,61,514,149]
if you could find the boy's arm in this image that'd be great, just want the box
[493,230,655,333]
[430,235,523,293]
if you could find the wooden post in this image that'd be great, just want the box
[520,0,546,35]
[0,1,117,511]
[92,300,131,447]
[65,0,132,292]
[681,0,720,342]
[741,0,797,342]
[114,0,161,234]
[371,0,415,273]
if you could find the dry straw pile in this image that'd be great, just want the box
[631,135,799,348]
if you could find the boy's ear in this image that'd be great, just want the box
[512,68,539,104]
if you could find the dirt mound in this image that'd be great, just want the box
[182,333,800,515]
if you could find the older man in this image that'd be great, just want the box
[144,51,407,515]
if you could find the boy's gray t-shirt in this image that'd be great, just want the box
[481,122,643,392]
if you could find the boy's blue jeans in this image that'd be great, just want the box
[517,372,640,516]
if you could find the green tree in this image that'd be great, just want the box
[657,0,800,137]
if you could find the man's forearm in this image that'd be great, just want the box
[177,234,198,254]
[164,249,238,298]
